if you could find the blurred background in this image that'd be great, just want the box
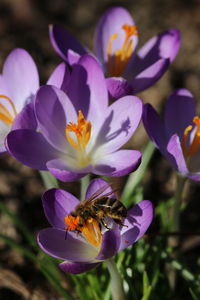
[0,0,200,299]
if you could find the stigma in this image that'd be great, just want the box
[0,95,17,125]
[107,24,138,77]
[181,116,200,157]
[65,110,92,168]
[64,215,102,247]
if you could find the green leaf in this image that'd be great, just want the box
[121,142,155,206]
[141,271,152,300]
[189,288,199,300]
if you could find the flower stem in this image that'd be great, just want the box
[80,174,90,201]
[172,175,186,234]
[106,258,126,300]
[39,171,59,189]
[167,174,186,289]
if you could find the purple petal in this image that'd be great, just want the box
[94,150,141,177]
[12,102,37,130]
[143,103,168,154]
[59,261,100,274]
[85,178,114,200]
[96,227,121,260]
[95,7,138,71]
[3,48,39,112]
[75,55,108,123]
[188,173,200,182]
[6,129,59,170]
[42,188,79,229]
[119,200,153,251]
[106,77,133,99]
[94,95,142,154]
[49,24,87,64]
[66,61,91,119]
[37,228,99,262]
[35,85,77,151]
[47,62,70,93]
[131,58,169,94]
[164,89,196,139]
[134,29,180,75]
[47,159,89,182]
[166,134,188,173]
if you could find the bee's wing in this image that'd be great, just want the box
[85,184,118,205]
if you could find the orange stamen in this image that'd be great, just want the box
[181,116,200,157]
[107,24,138,77]
[0,95,17,125]
[81,217,102,247]
[65,110,91,150]
[64,215,102,247]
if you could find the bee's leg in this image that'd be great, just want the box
[65,230,68,240]
[101,218,111,230]
[75,228,82,235]
[114,219,128,227]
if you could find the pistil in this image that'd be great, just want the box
[107,24,138,77]
[65,110,92,167]
[181,116,200,157]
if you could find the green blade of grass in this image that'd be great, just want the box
[0,203,36,247]
[121,142,155,206]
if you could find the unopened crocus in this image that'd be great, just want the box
[6,55,142,182]
[0,48,70,154]
[49,6,180,98]
[37,178,153,274]
[143,89,200,181]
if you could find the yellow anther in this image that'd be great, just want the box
[181,116,200,157]
[81,218,102,247]
[65,110,91,150]
[107,24,138,77]
[0,95,17,125]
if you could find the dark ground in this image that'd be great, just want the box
[0,0,200,299]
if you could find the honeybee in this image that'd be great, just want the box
[66,184,127,232]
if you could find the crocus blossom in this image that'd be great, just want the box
[0,48,39,153]
[0,48,71,154]
[37,178,153,274]
[49,6,180,99]
[143,89,200,181]
[6,55,142,182]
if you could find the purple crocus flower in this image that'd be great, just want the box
[6,55,142,182]
[0,48,39,153]
[37,178,153,274]
[143,89,200,181]
[49,6,180,99]
[0,48,70,154]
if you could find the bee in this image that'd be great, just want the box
[65,184,127,233]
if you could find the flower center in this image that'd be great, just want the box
[107,24,138,77]
[0,95,17,125]
[65,110,92,168]
[64,215,102,247]
[181,116,200,157]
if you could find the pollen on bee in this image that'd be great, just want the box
[64,215,102,247]
[64,215,80,231]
